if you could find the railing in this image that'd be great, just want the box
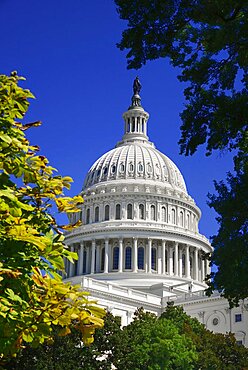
[82,276,162,305]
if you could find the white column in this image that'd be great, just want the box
[69,245,75,277]
[169,245,173,275]
[201,256,205,282]
[162,240,166,275]
[148,239,152,273]
[157,244,162,274]
[118,238,123,272]
[78,242,84,275]
[174,242,178,276]
[185,244,190,278]
[133,238,138,272]
[179,247,182,277]
[104,239,109,273]
[91,240,96,274]
[194,248,198,281]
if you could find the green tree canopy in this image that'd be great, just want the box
[115,0,248,304]
[8,306,248,370]
[0,72,104,363]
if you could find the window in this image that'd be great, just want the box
[129,162,134,172]
[182,254,185,276]
[147,163,152,174]
[235,314,242,322]
[111,164,116,174]
[125,247,132,269]
[86,208,90,224]
[161,206,166,222]
[113,246,119,270]
[187,214,190,229]
[179,211,184,227]
[103,166,108,175]
[95,206,99,222]
[127,204,133,219]
[119,163,125,173]
[165,249,168,273]
[101,248,105,271]
[171,209,176,224]
[115,204,121,220]
[212,318,219,326]
[152,247,157,270]
[105,205,110,221]
[138,247,144,270]
[138,162,144,172]
[151,205,156,220]
[139,204,145,219]
[236,340,243,346]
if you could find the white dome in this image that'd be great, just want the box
[83,141,187,193]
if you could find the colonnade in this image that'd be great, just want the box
[65,238,209,284]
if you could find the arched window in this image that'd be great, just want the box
[129,163,134,172]
[83,250,87,274]
[182,253,186,276]
[187,214,190,229]
[171,209,176,224]
[127,204,133,219]
[138,247,144,270]
[86,208,90,224]
[138,162,144,172]
[161,206,166,222]
[101,247,105,271]
[113,246,119,270]
[151,205,156,221]
[119,163,125,173]
[95,206,99,222]
[115,204,121,220]
[139,204,145,219]
[104,205,110,221]
[152,247,157,271]
[111,164,116,174]
[147,163,152,174]
[125,247,132,269]
[179,211,184,227]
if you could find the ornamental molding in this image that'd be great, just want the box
[82,287,162,311]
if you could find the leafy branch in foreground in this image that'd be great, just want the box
[0,72,105,362]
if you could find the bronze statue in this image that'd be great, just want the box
[133,77,141,95]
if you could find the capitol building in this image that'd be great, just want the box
[65,79,247,347]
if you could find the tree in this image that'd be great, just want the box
[162,303,248,369]
[9,306,248,370]
[0,72,105,363]
[115,0,248,304]
[6,312,122,370]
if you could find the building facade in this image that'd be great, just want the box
[64,80,247,346]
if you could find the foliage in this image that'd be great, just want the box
[116,0,248,156]
[115,0,248,304]
[9,306,248,370]
[6,312,121,370]
[162,303,248,369]
[207,150,248,306]
[0,72,105,362]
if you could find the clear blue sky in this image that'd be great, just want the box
[1,0,233,239]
